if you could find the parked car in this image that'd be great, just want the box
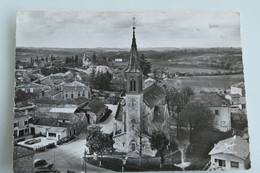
[34,159,47,167]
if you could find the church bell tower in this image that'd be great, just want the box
[123,17,143,152]
[125,17,143,94]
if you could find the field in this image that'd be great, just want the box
[166,74,244,90]
[16,47,245,92]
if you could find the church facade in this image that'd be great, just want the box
[113,20,170,157]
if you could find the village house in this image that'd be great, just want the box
[191,93,232,132]
[208,136,250,171]
[62,81,91,100]
[13,146,35,173]
[14,112,32,138]
[80,99,108,124]
[16,82,45,95]
[30,113,87,141]
[225,82,246,110]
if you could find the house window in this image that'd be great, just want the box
[48,132,56,137]
[82,92,85,97]
[65,92,68,98]
[218,159,226,167]
[122,142,125,147]
[78,92,80,97]
[231,161,239,168]
[71,93,73,98]
[25,129,29,133]
[215,110,219,115]
[24,121,28,125]
[14,122,19,127]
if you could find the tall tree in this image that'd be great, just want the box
[150,131,169,168]
[86,125,114,157]
[92,53,97,64]
[75,54,79,65]
[139,54,151,76]
[180,100,214,143]
[166,87,194,138]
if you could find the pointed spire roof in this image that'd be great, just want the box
[125,17,141,73]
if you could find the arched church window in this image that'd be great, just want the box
[130,78,136,91]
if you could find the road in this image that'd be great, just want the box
[35,108,117,173]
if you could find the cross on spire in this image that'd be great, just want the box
[133,16,136,29]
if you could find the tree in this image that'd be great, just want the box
[180,100,214,143]
[90,71,112,91]
[86,125,114,158]
[92,53,97,64]
[166,87,194,138]
[139,54,151,76]
[150,131,169,168]
[75,54,78,65]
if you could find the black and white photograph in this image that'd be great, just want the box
[13,11,250,172]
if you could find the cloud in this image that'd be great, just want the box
[16,11,241,48]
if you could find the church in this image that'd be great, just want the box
[113,19,170,157]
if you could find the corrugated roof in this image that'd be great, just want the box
[49,107,77,113]
[143,83,165,108]
[209,136,249,160]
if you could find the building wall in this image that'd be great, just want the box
[210,106,231,132]
[13,154,34,173]
[63,90,90,100]
[14,117,30,137]
[210,153,249,170]
[46,128,67,141]
[231,86,243,96]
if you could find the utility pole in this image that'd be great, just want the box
[82,149,87,173]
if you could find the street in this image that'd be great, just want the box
[34,109,116,173]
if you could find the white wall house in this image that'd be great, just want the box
[210,106,231,132]
[208,136,250,171]
[14,113,31,138]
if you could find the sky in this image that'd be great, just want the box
[16,11,241,48]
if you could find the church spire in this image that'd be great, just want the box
[125,16,141,73]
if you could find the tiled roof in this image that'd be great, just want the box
[13,146,34,159]
[73,97,89,105]
[209,136,249,160]
[14,112,31,118]
[153,106,166,123]
[34,98,76,105]
[191,93,230,107]
[143,83,165,108]
[57,113,78,121]
[44,90,62,97]
[115,103,123,121]
[82,99,107,115]
[231,82,245,89]
[32,117,58,126]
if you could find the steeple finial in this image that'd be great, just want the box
[133,16,136,29]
